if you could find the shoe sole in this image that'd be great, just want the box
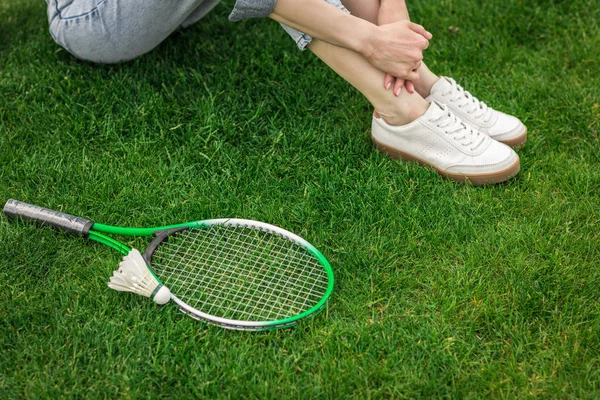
[371,136,520,185]
[496,128,528,149]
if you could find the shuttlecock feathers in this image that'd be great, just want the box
[108,248,171,305]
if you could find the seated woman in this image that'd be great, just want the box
[46,0,526,185]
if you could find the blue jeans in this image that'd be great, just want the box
[46,0,221,63]
[46,0,348,64]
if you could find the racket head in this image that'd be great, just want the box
[144,219,334,330]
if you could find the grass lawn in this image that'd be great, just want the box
[1,0,599,398]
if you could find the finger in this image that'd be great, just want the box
[414,36,429,50]
[405,81,415,94]
[384,73,395,90]
[409,22,433,39]
[409,36,429,52]
[394,79,405,97]
[410,50,424,63]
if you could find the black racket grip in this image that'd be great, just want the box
[3,199,94,236]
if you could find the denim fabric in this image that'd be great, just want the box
[46,0,221,63]
[279,0,350,51]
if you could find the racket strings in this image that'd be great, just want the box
[150,226,328,321]
[194,229,327,317]
[163,229,326,320]
[163,232,327,297]
[160,243,326,311]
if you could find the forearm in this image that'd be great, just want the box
[269,0,376,54]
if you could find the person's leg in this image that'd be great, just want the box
[337,0,380,25]
[342,0,527,148]
[278,0,520,184]
[46,0,220,64]
[341,0,438,98]
[308,39,428,126]
[181,0,222,28]
[307,39,519,185]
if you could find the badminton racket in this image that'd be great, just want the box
[4,199,334,331]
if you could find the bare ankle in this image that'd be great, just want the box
[375,101,429,127]
[377,113,411,126]
[413,64,439,98]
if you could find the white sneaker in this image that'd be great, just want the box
[371,102,520,185]
[426,77,527,148]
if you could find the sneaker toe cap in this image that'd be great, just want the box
[446,140,519,174]
[488,112,526,140]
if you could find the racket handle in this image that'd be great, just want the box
[3,199,94,236]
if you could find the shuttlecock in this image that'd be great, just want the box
[108,248,171,305]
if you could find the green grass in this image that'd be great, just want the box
[1,0,599,398]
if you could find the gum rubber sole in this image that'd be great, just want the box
[371,136,520,185]
[497,128,528,149]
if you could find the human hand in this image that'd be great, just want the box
[376,4,429,96]
[383,73,415,96]
[364,20,432,85]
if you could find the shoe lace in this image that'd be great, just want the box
[429,104,487,151]
[441,78,493,122]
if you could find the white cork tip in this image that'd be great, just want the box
[152,285,171,305]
